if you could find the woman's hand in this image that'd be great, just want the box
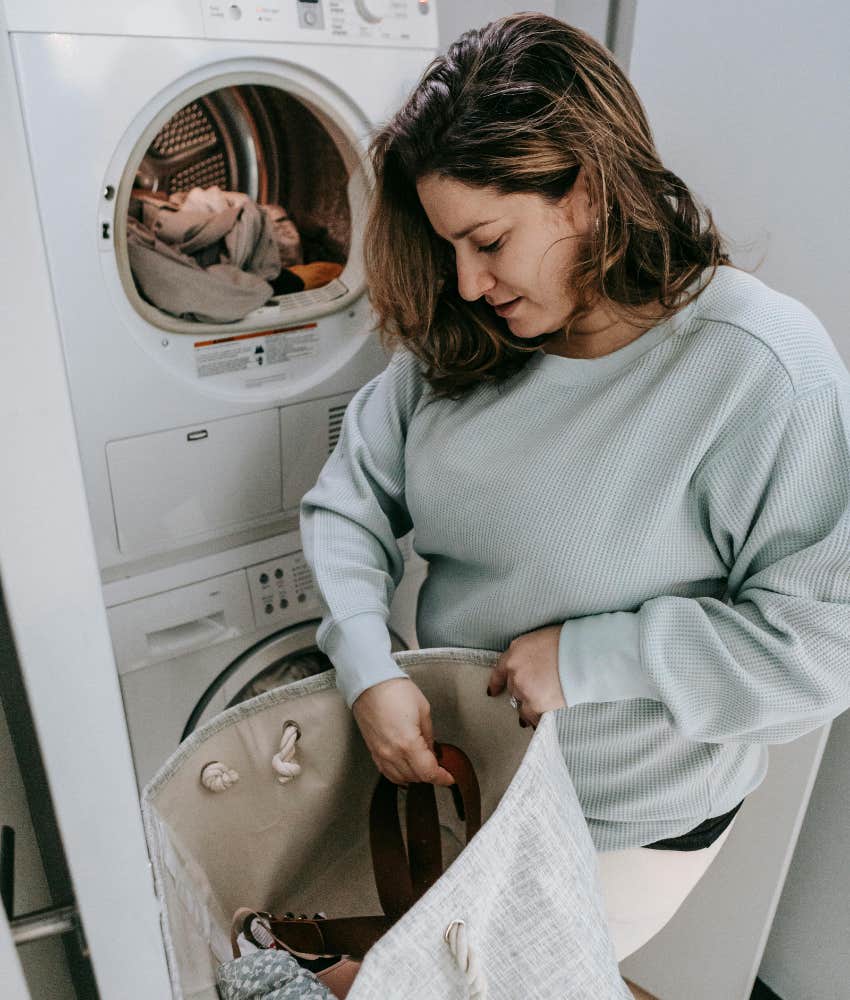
[352,677,455,786]
[487,624,567,727]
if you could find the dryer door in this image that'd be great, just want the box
[117,77,361,337]
[183,620,407,736]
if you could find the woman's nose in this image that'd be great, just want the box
[456,254,496,302]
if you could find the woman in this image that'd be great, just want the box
[301,14,850,961]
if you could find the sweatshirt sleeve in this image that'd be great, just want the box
[300,350,425,707]
[558,378,850,744]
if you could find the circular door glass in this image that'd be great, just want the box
[225,646,332,705]
[123,82,354,329]
[183,623,408,737]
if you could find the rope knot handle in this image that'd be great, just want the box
[272,719,302,784]
[444,919,487,999]
[200,761,239,793]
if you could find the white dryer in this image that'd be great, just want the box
[7,0,437,785]
[8,0,437,577]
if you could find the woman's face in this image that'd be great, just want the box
[416,173,590,339]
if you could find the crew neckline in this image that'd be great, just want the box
[527,278,706,386]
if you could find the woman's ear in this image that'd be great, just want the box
[558,167,593,233]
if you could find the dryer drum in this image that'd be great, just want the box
[224,646,333,706]
[182,626,408,739]
[126,83,353,323]
[135,88,272,201]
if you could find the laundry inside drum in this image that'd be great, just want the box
[125,84,353,326]
[223,628,408,710]
[225,647,334,707]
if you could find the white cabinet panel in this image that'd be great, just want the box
[108,569,255,674]
[107,410,282,552]
[280,391,355,511]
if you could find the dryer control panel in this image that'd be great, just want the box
[3,0,436,44]
[202,0,437,47]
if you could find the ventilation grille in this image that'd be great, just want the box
[328,404,347,454]
[151,104,217,157]
[171,152,229,193]
[143,100,230,196]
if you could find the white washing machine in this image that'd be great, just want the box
[7,0,437,785]
[104,527,425,788]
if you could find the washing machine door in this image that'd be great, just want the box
[183,621,407,736]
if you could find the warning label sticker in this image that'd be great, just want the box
[194,324,320,380]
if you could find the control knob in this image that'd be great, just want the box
[354,0,392,24]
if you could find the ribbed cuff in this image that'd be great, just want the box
[320,611,408,708]
[558,610,663,707]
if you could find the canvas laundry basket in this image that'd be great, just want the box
[141,648,631,999]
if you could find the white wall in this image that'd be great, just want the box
[626,3,850,998]
[628,0,849,363]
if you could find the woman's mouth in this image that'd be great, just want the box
[491,296,522,317]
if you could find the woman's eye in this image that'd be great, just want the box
[478,238,503,254]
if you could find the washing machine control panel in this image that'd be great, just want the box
[201,0,437,46]
[353,0,391,23]
[247,551,322,628]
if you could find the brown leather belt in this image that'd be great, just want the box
[231,741,482,961]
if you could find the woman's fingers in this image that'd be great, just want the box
[406,744,455,786]
[518,708,541,729]
[487,658,508,696]
[353,677,454,786]
[418,695,435,752]
[375,743,453,786]
[378,760,412,786]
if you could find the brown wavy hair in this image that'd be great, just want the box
[363,13,729,399]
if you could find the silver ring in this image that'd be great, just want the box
[509,696,520,711]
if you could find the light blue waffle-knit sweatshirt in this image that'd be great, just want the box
[300,266,850,851]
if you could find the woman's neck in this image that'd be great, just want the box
[542,302,667,359]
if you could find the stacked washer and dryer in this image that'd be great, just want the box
[8,0,437,788]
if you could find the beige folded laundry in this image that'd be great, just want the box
[127,186,284,323]
[127,217,277,324]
